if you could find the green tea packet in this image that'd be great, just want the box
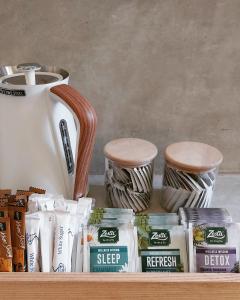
[189,222,240,273]
[136,215,188,272]
[83,217,137,272]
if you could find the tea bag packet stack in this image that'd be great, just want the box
[179,208,232,228]
[136,214,188,272]
[89,208,135,224]
[189,222,240,273]
[84,208,137,272]
[162,165,217,211]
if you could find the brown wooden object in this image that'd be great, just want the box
[51,84,97,199]
[104,138,158,168]
[0,273,239,299]
[165,141,223,173]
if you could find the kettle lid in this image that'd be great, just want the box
[0,63,69,85]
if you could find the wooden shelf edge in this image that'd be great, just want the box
[0,272,239,282]
[0,273,240,300]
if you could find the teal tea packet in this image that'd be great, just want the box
[83,210,137,272]
[189,222,240,273]
[136,215,188,272]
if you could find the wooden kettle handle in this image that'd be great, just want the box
[50,84,97,199]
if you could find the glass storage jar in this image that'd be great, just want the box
[104,138,158,212]
[161,141,223,212]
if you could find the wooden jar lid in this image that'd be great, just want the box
[165,141,223,173]
[104,138,158,168]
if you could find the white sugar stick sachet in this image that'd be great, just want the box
[26,212,42,272]
[40,211,55,272]
[38,197,55,211]
[54,196,68,211]
[62,198,94,272]
[28,193,63,213]
[28,194,42,213]
[52,211,71,272]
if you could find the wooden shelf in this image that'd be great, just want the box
[3,183,239,299]
[1,273,240,299]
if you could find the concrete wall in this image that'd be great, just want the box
[1,0,239,174]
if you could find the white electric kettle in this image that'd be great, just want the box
[0,63,97,199]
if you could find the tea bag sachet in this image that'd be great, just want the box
[83,209,137,272]
[136,214,188,272]
[189,222,240,273]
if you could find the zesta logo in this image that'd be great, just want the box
[151,232,168,241]
[149,229,170,246]
[207,229,225,239]
[100,230,117,239]
[205,227,227,244]
[98,227,119,243]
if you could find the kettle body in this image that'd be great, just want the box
[0,64,97,199]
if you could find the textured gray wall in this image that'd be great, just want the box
[1,0,239,174]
